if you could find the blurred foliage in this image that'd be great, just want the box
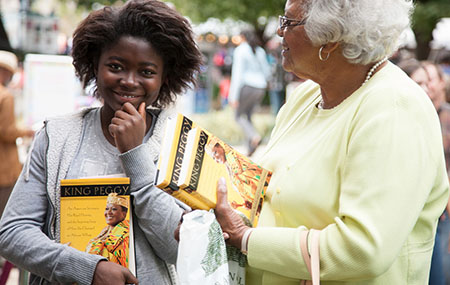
[51,0,449,59]
[412,0,450,58]
[56,0,123,10]
[412,0,450,42]
[170,0,285,28]
[55,0,284,28]
[58,0,449,40]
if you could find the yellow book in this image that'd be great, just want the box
[155,114,210,209]
[177,127,272,226]
[155,113,193,190]
[60,177,136,275]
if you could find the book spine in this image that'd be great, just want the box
[156,116,178,189]
[168,116,193,189]
[172,189,210,210]
[248,169,269,226]
[177,128,200,190]
[188,130,208,190]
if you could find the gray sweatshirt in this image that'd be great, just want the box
[0,107,183,284]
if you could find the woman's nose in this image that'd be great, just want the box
[277,26,284,37]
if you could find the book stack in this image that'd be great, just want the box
[155,113,272,226]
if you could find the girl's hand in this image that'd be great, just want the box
[93,260,139,285]
[109,102,147,153]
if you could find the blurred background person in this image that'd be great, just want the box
[218,66,231,108]
[398,58,450,285]
[422,61,450,285]
[0,50,34,219]
[266,38,286,115]
[228,29,271,156]
[397,58,430,92]
[0,49,34,281]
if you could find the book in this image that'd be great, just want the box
[60,177,136,275]
[156,114,272,226]
[155,113,194,190]
[155,114,209,210]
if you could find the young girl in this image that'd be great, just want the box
[0,1,202,284]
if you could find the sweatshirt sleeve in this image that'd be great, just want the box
[0,129,105,285]
[119,142,184,264]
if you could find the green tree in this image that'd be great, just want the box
[412,0,450,59]
[56,0,284,39]
[171,0,285,29]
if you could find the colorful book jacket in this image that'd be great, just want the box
[177,127,272,226]
[155,113,208,209]
[60,177,136,275]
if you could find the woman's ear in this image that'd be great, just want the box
[322,42,340,55]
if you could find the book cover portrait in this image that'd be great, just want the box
[204,133,270,224]
[60,177,135,274]
[179,128,272,225]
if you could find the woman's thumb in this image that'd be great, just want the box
[216,177,228,207]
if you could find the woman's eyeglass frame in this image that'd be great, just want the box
[279,15,306,30]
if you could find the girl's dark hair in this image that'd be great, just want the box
[71,0,203,108]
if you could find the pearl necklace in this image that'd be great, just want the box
[318,56,388,109]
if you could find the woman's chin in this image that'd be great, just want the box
[281,59,292,73]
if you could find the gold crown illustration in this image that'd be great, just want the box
[106,193,129,209]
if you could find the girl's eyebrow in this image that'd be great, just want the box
[107,55,159,68]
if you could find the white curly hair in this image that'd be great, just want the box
[300,0,414,64]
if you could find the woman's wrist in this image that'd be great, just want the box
[240,228,254,255]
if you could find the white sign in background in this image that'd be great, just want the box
[23,53,82,129]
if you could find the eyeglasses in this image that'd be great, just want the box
[279,15,306,30]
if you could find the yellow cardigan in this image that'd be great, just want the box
[247,62,449,284]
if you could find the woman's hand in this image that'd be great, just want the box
[214,177,251,250]
[109,102,147,153]
[92,260,139,285]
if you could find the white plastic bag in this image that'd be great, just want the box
[177,210,246,285]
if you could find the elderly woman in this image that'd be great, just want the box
[214,0,449,284]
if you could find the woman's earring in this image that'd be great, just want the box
[319,46,330,61]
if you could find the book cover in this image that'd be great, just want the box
[177,127,272,226]
[60,177,136,275]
